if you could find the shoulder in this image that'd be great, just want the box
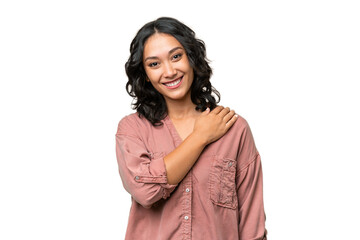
[228,112,251,134]
[118,112,139,125]
[116,112,156,135]
[224,111,257,146]
[117,113,139,134]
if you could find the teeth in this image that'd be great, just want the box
[165,78,181,87]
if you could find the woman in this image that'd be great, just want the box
[116,17,267,240]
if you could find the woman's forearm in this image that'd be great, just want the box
[164,132,207,185]
[164,106,237,185]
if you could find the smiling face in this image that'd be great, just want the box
[143,33,194,104]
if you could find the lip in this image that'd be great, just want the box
[162,76,183,89]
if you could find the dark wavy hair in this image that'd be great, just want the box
[125,17,220,126]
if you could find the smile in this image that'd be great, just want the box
[163,77,183,89]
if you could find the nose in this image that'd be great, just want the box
[163,62,177,78]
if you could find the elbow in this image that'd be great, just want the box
[137,201,153,209]
[133,193,157,209]
[129,186,163,209]
[120,174,172,209]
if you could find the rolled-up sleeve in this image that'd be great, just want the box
[115,117,178,208]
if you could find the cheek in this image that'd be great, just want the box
[188,67,194,82]
[145,69,159,83]
[145,71,163,91]
[182,58,193,78]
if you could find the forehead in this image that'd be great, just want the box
[143,33,183,59]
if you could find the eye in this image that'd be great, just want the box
[172,53,182,60]
[148,62,159,67]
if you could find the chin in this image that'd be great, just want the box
[168,93,191,101]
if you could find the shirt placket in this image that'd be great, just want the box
[182,171,192,240]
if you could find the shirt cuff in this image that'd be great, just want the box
[135,152,178,199]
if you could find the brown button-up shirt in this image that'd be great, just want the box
[115,113,267,240]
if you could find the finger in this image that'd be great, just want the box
[210,106,224,115]
[202,107,210,115]
[225,114,238,128]
[223,110,235,123]
[218,107,230,118]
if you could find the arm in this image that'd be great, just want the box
[115,106,237,208]
[237,154,267,239]
[116,131,177,208]
[236,121,267,239]
[164,106,238,185]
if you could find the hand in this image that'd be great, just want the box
[193,106,238,145]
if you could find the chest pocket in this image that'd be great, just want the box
[208,156,238,209]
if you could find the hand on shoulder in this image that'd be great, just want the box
[193,106,238,145]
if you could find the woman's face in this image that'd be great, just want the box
[143,33,194,103]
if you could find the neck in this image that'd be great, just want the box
[165,97,198,120]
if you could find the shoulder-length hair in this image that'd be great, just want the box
[125,17,220,126]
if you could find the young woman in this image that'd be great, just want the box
[116,17,267,240]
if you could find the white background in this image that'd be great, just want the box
[1,0,359,239]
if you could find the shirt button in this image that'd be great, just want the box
[135,176,140,180]
[184,216,189,220]
[228,162,233,167]
[185,188,190,192]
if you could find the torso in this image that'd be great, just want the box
[116,112,262,240]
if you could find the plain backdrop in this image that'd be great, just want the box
[1,0,359,239]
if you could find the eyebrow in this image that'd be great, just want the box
[144,47,184,62]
